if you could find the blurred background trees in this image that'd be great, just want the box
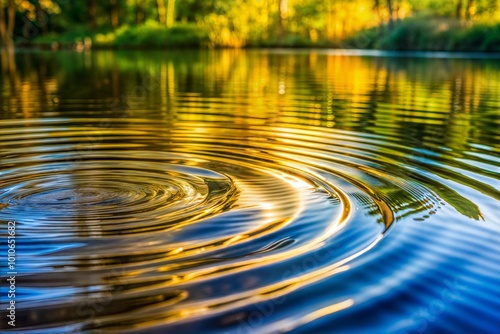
[1,0,499,50]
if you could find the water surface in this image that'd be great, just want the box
[1,50,499,333]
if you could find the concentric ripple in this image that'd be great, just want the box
[1,159,237,235]
[1,50,499,333]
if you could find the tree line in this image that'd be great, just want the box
[1,0,499,51]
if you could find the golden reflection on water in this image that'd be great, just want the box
[0,50,499,333]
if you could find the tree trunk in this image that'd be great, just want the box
[157,0,166,26]
[386,0,394,30]
[465,0,476,20]
[137,0,144,25]
[0,1,6,46]
[456,0,463,19]
[277,0,287,45]
[6,0,13,39]
[394,0,400,22]
[166,0,175,28]
[374,0,383,38]
[89,0,97,29]
[110,0,119,28]
[326,0,335,41]
[0,0,15,53]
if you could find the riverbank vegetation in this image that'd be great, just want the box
[1,0,499,51]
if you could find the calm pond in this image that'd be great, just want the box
[1,50,499,333]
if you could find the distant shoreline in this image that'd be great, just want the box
[5,16,499,54]
[5,46,500,59]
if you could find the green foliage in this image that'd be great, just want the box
[30,25,94,45]
[30,21,209,49]
[481,26,500,51]
[99,21,209,48]
[453,24,500,52]
[254,34,314,48]
[376,16,500,52]
[7,0,500,50]
[342,28,380,49]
